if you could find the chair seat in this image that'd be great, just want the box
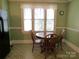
[35,39,41,43]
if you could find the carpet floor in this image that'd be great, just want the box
[5,43,79,59]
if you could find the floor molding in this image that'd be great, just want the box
[64,40,79,53]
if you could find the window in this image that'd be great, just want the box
[46,8,54,31]
[34,8,44,31]
[23,8,32,31]
[23,6,55,32]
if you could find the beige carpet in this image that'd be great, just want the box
[5,43,79,59]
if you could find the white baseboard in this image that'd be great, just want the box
[10,40,32,45]
[64,40,79,53]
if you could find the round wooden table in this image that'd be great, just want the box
[36,32,57,59]
[36,32,54,39]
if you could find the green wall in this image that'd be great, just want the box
[8,2,24,40]
[8,2,21,27]
[8,1,68,40]
[66,0,79,47]
[56,3,67,34]
[0,0,2,9]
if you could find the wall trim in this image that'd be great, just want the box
[9,27,22,29]
[56,27,66,29]
[10,40,32,45]
[8,27,79,32]
[9,27,66,29]
[56,27,79,32]
[64,40,79,53]
[66,27,79,32]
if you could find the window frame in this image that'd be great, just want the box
[34,8,45,31]
[21,4,57,33]
[23,8,32,31]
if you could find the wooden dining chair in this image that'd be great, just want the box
[42,34,58,59]
[31,31,42,52]
[49,34,58,59]
[57,29,66,49]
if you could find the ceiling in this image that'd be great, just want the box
[8,0,73,3]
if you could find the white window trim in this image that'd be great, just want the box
[21,4,57,33]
